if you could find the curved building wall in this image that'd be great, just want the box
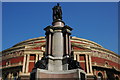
[1,36,120,80]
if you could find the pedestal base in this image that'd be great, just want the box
[86,74,95,80]
[30,69,86,80]
[20,73,30,80]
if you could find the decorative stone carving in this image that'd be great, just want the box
[2,50,24,60]
[52,3,62,21]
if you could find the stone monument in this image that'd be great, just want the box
[30,3,86,80]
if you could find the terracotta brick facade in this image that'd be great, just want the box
[1,37,120,80]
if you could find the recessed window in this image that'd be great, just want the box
[105,62,109,67]
[98,72,103,80]
[6,61,10,66]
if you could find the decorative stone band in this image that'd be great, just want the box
[1,62,23,69]
[91,46,119,57]
[44,26,54,35]
[44,26,72,35]
[47,55,63,60]
[2,50,24,60]
[47,55,70,60]
[52,20,65,26]
[53,30,62,32]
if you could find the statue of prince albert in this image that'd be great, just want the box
[52,3,62,21]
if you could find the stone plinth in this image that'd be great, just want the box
[30,68,86,80]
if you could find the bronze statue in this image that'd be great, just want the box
[52,3,62,21]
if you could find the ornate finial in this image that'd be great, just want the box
[52,3,62,21]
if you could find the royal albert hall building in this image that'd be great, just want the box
[1,36,120,80]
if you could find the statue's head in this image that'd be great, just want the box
[57,3,60,6]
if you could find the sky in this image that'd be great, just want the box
[2,2,118,54]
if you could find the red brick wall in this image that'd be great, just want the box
[30,54,36,60]
[0,61,2,66]
[92,57,120,69]
[79,54,86,72]
[80,55,85,61]
[73,47,85,51]
[2,60,6,66]
[80,62,86,72]
[34,41,45,43]
[32,47,41,50]
[2,56,24,66]
[29,62,35,72]
[29,54,36,72]
[10,56,24,64]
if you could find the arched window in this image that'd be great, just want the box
[98,72,103,80]
[13,72,18,80]
[105,62,109,67]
